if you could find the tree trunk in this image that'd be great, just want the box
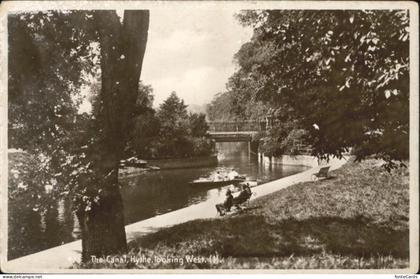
[79,10,149,262]
[78,151,127,262]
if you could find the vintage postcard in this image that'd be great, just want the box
[0,0,418,274]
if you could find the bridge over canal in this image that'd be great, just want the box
[207,121,270,154]
[207,120,312,155]
[207,121,269,142]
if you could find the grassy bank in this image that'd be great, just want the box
[77,159,409,269]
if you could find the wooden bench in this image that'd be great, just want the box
[311,166,330,181]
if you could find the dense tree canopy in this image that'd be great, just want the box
[8,10,150,260]
[8,11,96,215]
[211,10,409,165]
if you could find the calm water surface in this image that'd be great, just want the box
[9,142,308,259]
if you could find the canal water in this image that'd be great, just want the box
[8,142,309,260]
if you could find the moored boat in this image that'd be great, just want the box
[120,157,148,168]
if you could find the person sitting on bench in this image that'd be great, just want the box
[232,184,252,210]
[215,189,233,216]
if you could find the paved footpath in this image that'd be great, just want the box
[3,157,348,272]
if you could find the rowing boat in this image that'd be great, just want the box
[189,177,246,187]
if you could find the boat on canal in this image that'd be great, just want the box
[189,168,247,187]
[189,177,246,187]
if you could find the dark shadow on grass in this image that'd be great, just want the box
[324,176,337,180]
[229,206,262,215]
[137,215,408,259]
[313,176,337,183]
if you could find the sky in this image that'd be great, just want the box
[78,9,252,114]
[140,8,253,108]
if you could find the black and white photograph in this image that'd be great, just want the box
[0,1,418,274]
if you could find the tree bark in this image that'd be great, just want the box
[79,10,149,262]
[78,150,127,262]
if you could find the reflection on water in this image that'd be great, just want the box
[9,142,308,260]
[8,197,76,260]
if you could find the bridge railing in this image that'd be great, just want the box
[207,121,268,132]
[207,121,314,154]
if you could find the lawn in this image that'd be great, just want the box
[77,159,410,269]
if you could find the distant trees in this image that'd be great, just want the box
[206,86,268,122]
[125,82,160,158]
[206,92,236,121]
[210,10,409,165]
[154,92,190,157]
[187,111,213,157]
[188,112,209,137]
[127,91,213,159]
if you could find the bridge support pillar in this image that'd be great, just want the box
[246,140,260,160]
[258,152,263,163]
